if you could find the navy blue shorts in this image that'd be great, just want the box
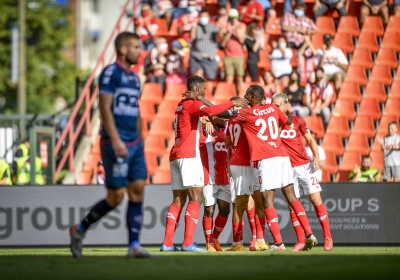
[100,138,148,189]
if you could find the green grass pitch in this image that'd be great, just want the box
[1,247,399,280]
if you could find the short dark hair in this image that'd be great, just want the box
[114,32,140,54]
[187,75,205,91]
[315,67,324,73]
[246,85,265,101]
[295,2,306,10]
[230,96,240,101]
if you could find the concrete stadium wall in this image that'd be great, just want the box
[0,183,399,246]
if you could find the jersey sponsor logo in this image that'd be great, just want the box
[385,144,398,150]
[280,129,297,139]
[176,106,183,112]
[113,91,140,116]
[297,212,306,216]
[253,107,275,116]
[112,162,128,177]
[214,142,227,152]
[166,212,176,220]
[318,215,327,221]
[267,141,277,148]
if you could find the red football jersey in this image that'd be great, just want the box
[281,115,311,167]
[170,99,205,161]
[211,129,229,185]
[226,119,251,166]
[236,104,289,161]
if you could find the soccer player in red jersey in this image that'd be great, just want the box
[225,98,269,251]
[235,85,317,251]
[160,75,248,252]
[201,117,231,252]
[273,93,333,251]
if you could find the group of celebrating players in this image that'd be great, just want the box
[70,32,332,259]
[160,75,333,252]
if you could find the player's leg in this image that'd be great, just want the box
[162,190,186,251]
[202,184,216,251]
[309,192,333,251]
[252,190,269,251]
[290,167,306,251]
[231,194,249,251]
[246,195,257,249]
[212,186,231,251]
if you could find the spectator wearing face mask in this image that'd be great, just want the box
[134,4,158,51]
[304,67,333,129]
[283,0,304,15]
[166,39,190,86]
[316,34,348,93]
[221,9,246,92]
[349,156,381,182]
[282,2,318,49]
[238,0,265,28]
[177,0,199,42]
[144,37,169,92]
[284,70,309,118]
[313,0,347,18]
[245,22,263,82]
[298,35,318,85]
[190,10,222,80]
[269,36,293,89]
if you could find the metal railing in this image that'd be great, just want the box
[54,0,140,179]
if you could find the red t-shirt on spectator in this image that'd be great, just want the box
[239,1,264,28]
[134,17,157,41]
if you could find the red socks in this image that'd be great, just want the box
[232,222,243,243]
[255,216,265,239]
[290,212,306,243]
[314,203,332,238]
[212,214,228,240]
[246,207,257,239]
[265,208,282,245]
[202,216,213,244]
[290,200,312,236]
[163,203,182,247]
[183,202,201,247]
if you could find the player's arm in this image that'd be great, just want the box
[304,132,320,171]
[225,135,232,149]
[137,115,143,139]
[199,98,248,117]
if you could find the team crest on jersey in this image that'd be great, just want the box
[121,72,129,84]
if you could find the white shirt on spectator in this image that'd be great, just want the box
[306,145,326,182]
[304,80,333,107]
[269,48,293,78]
[316,46,348,76]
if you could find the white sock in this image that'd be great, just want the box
[233,242,241,246]
[257,238,265,243]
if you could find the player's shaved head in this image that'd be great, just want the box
[114,32,140,55]
[246,85,264,105]
[187,75,206,91]
[230,96,240,101]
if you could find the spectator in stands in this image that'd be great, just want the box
[213,6,229,28]
[238,0,265,28]
[245,22,263,82]
[316,34,348,92]
[144,37,169,92]
[177,0,200,43]
[305,131,326,182]
[172,0,190,20]
[221,9,246,92]
[258,0,277,19]
[218,0,239,9]
[284,0,303,15]
[282,2,318,49]
[269,36,293,89]
[349,156,382,182]
[284,70,309,118]
[360,0,389,26]
[166,39,190,86]
[297,35,318,85]
[395,0,400,16]
[92,160,105,185]
[261,70,281,103]
[134,3,158,51]
[190,10,221,80]
[157,0,174,26]
[313,0,347,18]
[304,67,333,129]
[378,122,400,182]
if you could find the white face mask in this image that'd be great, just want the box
[279,42,287,49]
[159,43,168,51]
[199,16,209,25]
[187,6,196,13]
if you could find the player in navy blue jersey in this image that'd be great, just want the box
[70,32,156,259]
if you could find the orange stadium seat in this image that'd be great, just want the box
[166,135,175,152]
[139,100,156,123]
[321,170,331,183]
[370,65,392,86]
[141,118,149,139]
[164,83,186,102]
[156,100,180,121]
[158,154,171,171]
[344,65,367,86]
[386,16,400,33]
[324,152,338,174]
[333,99,356,120]
[358,98,381,120]
[326,116,350,138]
[152,170,171,184]
[350,49,373,69]
[304,116,325,138]
[333,33,354,53]
[337,82,361,102]
[266,17,282,35]
[77,171,92,185]
[369,150,384,171]
[356,32,379,52]
[213,82,236,103]
[337,16,360,37]
[383,98,400,117]
[375,49,398,69]
[322,134,344,156]
[339,151,362,171]
[352,116,376,138]
[335,170,352,182]
[258,49,271,70]
[316,16,336,36]
[239,82,252,98]
[145,153,158,176]
[149,117,174,139]
[361,16,384,36]
[144,135,166,156]
[141,83,163,105]
[346,134,370,155]
[364,81,387,103]
[378,115,398,134]
[381,31,400,52]
[395,65,400,82]
[169,19,178,36]
[312,33,324,49]
[155,18,168,37]
[389,81,400,100]
[372,132,387,151]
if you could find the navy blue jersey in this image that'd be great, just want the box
[98,61,142,142]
